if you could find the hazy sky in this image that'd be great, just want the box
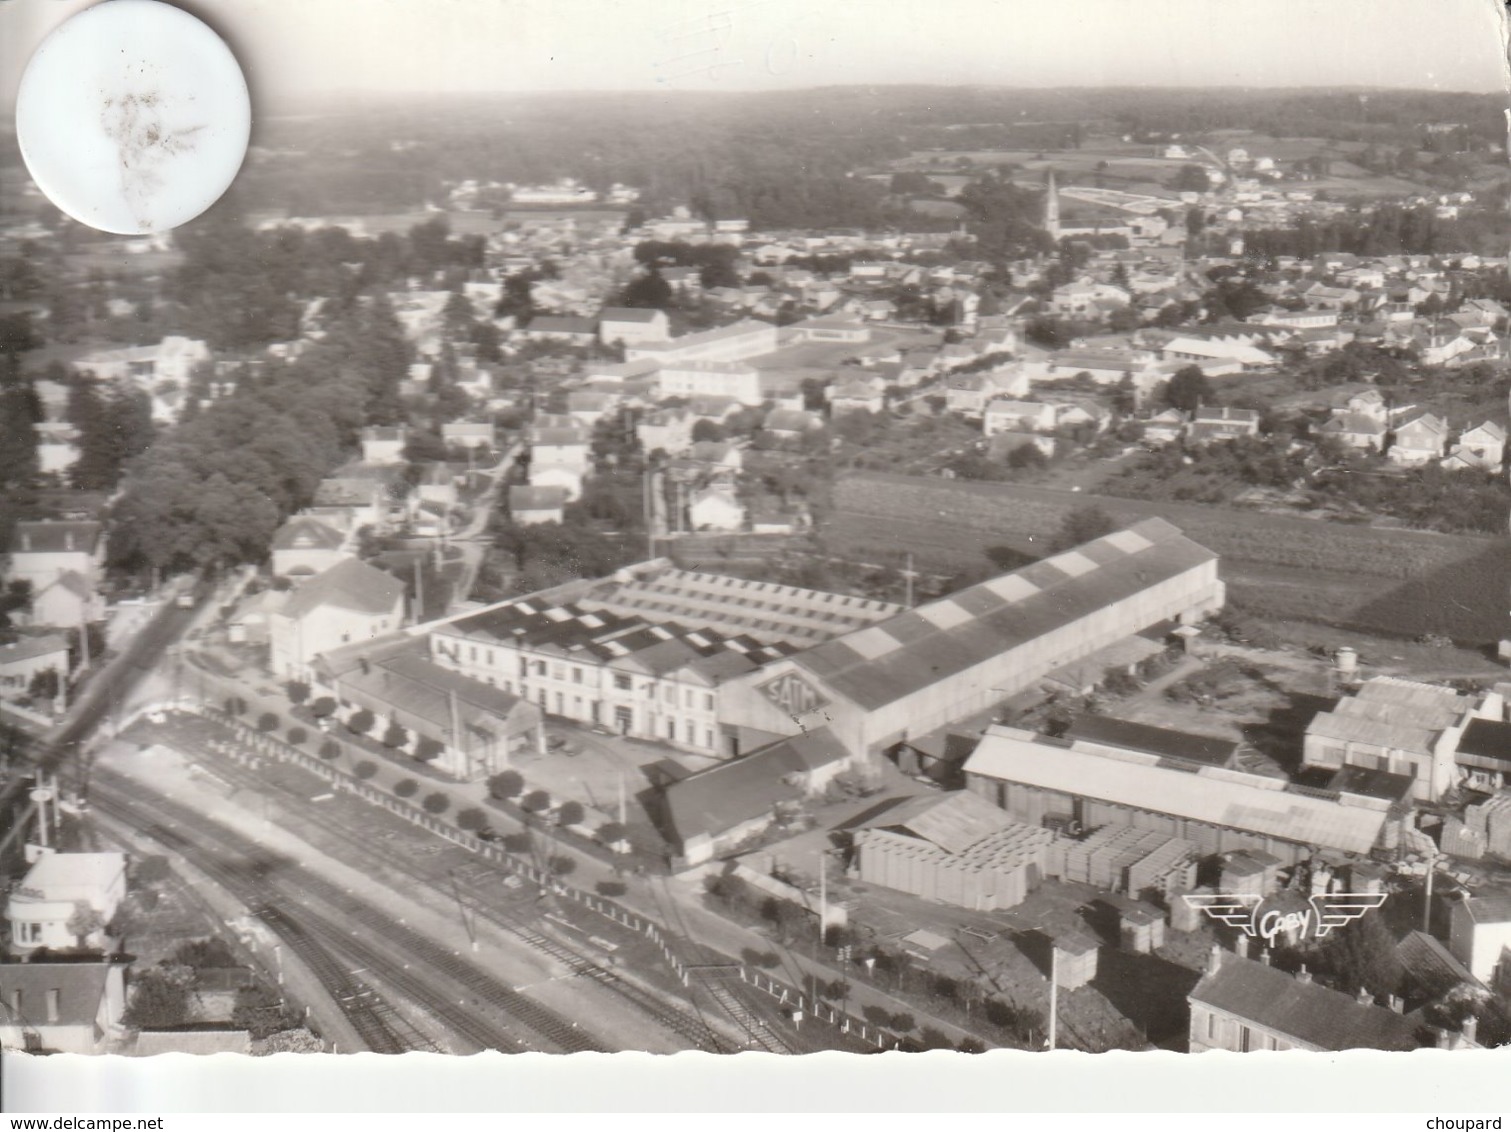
[3,0,1507,108]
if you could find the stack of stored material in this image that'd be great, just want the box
[1219,850,1279,897]
[1061,825,1198,895]
[1466,793,1511,860]
[854,819,1056,912]
[1441,817,1486,861]
[1127,837,1199,899]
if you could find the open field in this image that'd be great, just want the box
[824,471,1508,645]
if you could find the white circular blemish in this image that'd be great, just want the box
[15,0,251,235]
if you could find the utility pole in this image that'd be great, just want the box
[617,768,627,827]
[1047,945,1059,1051]
[817,853,827,950]
[1423,851,1437,933]
[902,553,918,609]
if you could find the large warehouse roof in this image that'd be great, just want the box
[966,726,1388,855]
[792,518,1217,712]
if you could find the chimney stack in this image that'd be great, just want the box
[1295,964,1312,985]
[1207,943,1223,975]
[1355,988,1373,1006]
[1258,949,1271,966]
[1387,994,1404,1014]
[1462,1016,1479,1046]
[1235,934,1250,959]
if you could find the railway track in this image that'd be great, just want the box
[93,772,608,1054]
[154,715,725,1052]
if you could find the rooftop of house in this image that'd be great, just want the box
[320,637,529,733]
[599,307,665,324]
[1190,953,1425,1051]
[508,485,570,512]
[0,635,70,666]
[789,519,1216,714]
[9,522,102,556]
[0,962,120,1030]
[1307,677,1474,753]
[280,558,406,621]
[18,852,126,895]
[271,516,346,553]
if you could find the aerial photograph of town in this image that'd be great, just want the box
[0,0,1508,1094]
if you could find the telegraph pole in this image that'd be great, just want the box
[1047,946,1059,1051]
[902,553,918,609]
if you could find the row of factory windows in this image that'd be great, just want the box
[449,640,717,712]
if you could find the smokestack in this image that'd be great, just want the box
[1234,934,1249,959]
[1295,965,1312,985]
[1207,943,1223,975]
[1258,949,1271,966]
[1355,988,1373,1006]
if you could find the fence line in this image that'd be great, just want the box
[186,703,906,1048]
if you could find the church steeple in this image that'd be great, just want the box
[1043,167,1061,242]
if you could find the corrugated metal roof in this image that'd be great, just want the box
[793,519,1216,712]
[966,727,1386,855]
[862,790,1024,855]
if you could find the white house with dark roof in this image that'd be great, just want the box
[1319,411,1387,453]
[598,306,670,347]
[268,558,407,679]
[1443,421,1505,472]
[1188,406,1260,445]
[1449,893,1511,984]
[0,635,69,699]
[1388,413,1450,466]
[508,485,569,525]
[0,962,126,1054]
[359,426,408,466]
[7,852,127,955]
[6,521,105,629]
[270,515,353,579]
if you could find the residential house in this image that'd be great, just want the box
[528,420,592,474]
[268,559,407,680]
[523,315,598,345]
[987,431,1056,462]
[1388,413,1450,467]
[6,522,105,630]
[1141,408,1187,447]
[1188,407,1261,445]
[509,485,570,526]
[527,463,585,502]
[565,390,620,428]
[35,424,80,478]
[0,635,69,700]
[1443,422,1506,472]
[688,486,744,532]
[1448,893,1511,984]
[828,378,886,417]
[762,408,824,439]
[1318,412,1387,453]
[359,426,407,466]
[1155,336,1275,375]
[270,516,353,580]
[944,367,1030,417]
[7,852,127,955]
[73,336,209,388]
[1048,281,1131,317]
[1415,324,1476,367]
[1345,389,1390,422]
[441,421,497,451]
[311,476,391,534]
[416,464,458,511]
[1188,948,1433,1052]
[983,400,1056,437]
[0,962,126,1055]
[598,307,671,347]
[637,409,697,457]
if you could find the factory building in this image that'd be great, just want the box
[427,561,898,754]
[715,517,1225,760]
[964,724,1401,866]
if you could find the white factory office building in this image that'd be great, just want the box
[422,519,1223,768]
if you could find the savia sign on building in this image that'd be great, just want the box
[1184,892,1387,948]
[758,671,829,718]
